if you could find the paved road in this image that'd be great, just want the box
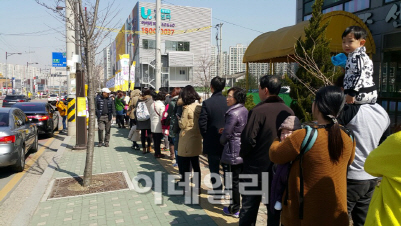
[0,98,62,203]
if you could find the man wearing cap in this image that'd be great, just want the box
[95,88,116,147]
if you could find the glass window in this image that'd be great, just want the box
[345,0,370,13]
[323,0,343,7]
[385,0,397,3]
[304,14,312,21]
[142,39,155,49]
[14,103,46,112]
[304,0,315,15]
[183,42,190,51]
[170,67,189,81]
[143,39,148,49]
[0,113,9,127]
[322,4,343,13]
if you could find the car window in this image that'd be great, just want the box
[0,113,9,127]
[13,110,25,128]
[5,95,24,100]
[15,104,45,112]
[50,94,58,97]
[15,110,26,126]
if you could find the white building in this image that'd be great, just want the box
[210,46,229,79]
[103,47,112,83]
[228,44,247,75]
[107,1,212,89]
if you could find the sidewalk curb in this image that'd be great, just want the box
[11,136,72,226]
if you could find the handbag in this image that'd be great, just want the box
[128,125,141,141]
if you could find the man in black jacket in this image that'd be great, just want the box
[199,76,229,197]
[95,88,116,147]
[239,75,293,226]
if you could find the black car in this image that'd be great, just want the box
[13,102,59,137]
[2,95,30,108]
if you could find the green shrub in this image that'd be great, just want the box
[245,94,256,111]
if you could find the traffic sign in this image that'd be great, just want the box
[52,52,67,67]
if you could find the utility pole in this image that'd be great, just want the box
[66,0,76,136]
[155,0,161,91]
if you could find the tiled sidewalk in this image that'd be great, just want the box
[29,126,268,226]
[29,127,217,226]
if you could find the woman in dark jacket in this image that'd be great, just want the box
[220,87,248,218]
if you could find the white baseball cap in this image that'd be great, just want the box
[101,88,111,93]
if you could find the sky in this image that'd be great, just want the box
[0,0,296,70]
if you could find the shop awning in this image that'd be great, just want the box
[243,11,376,63]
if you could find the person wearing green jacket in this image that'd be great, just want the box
[364,131,401,226]
[115,91,126,128]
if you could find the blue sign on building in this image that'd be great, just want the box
[52,52,67,67]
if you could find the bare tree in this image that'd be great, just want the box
[36,0,119,187]
[287,38,336,95]
[194,45,213,98]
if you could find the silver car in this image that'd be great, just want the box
[0,108,38,172]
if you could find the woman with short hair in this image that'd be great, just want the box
[177,85,202,188]
[220,87,248,218]
[150,91,166,158]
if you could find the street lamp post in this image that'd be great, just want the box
[27,62,38,96]
[5,52,22,95]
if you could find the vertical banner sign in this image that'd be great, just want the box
[130,61,136,88]
[120,54,130,90]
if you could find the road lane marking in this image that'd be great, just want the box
[0,137,54,202]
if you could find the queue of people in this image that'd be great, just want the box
[92,30,399,224]
[93,71,399,226]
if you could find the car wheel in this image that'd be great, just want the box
[31,133,39,153]
[47,126,54,138]
[12,145,25,172]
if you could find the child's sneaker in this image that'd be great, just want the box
[223,207,239,218]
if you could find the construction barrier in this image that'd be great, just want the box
[67,98,76,122]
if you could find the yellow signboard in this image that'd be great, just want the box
[77,97,87,117]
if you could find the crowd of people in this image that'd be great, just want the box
[91,25,400,225]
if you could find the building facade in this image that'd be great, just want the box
[103,47,112,83]
[107,1,212,89]
[297,0,401,97]
[228,44,247,75]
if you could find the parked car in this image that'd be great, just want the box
[47,94,59,103]
[2,95,30,108]
[0,107,38,172]
[13,102,59,137]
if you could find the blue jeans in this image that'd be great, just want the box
[62,116,67,130]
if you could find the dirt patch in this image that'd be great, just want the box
[48,172,128,199]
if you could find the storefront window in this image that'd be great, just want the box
[382,51,401,96]
[344,0,370,13]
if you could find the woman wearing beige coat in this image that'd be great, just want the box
[128,89,141,150]
[178,85,202,188]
